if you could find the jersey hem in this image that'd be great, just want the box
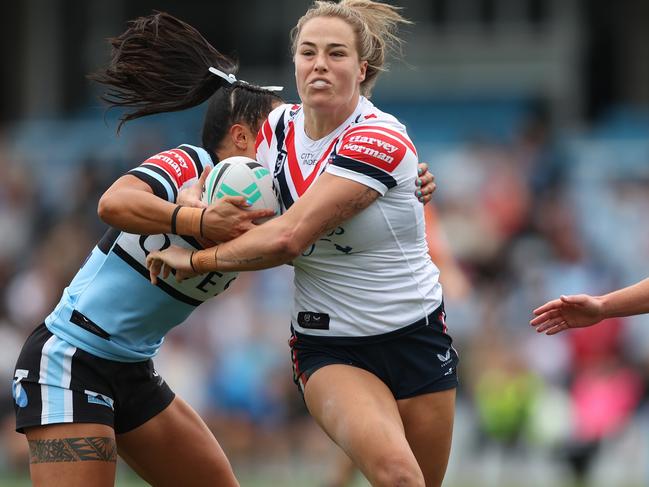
[291,302,444,345]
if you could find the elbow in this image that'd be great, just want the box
[97,192,121,225]
[271,229,306,262]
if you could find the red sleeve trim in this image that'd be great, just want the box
[142,149,198,188]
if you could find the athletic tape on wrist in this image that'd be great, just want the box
[175,207,202,237]
[192,246,219,274]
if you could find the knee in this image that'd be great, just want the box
[370,455,425,487]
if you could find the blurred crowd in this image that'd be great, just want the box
[1,100,648,486]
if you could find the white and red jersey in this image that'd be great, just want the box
[256,97,443,338]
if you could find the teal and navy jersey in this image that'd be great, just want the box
[45,144,239,362]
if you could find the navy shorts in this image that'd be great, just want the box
[289,304,459,400]
[12,324,175,434]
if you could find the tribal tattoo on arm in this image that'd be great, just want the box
[28,437,117,463]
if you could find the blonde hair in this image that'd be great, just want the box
[290,0,411,97]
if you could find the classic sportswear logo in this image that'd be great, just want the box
[437,350,451,362]
[85,390,114,410]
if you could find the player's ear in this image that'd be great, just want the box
[358,60,367,83]
[229,124,249,151]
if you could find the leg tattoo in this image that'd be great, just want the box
[29,437,117,463]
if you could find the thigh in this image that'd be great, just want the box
[116,396,238,487]
[398,388,456,487]
[304,364,423,486]
[26,423,116,487]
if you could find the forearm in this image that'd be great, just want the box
[191,174,379,273]
[98,184,202,237]
[192,219,301,272]
[600,278,649,319]
[98,187,175,234]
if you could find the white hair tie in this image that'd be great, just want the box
[209,66,283,92]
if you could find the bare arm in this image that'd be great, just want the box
[98,171,275,242]
[98,175,177,235]
[530,278,649,335]
[146,173,379,281]
[600,278,649,317]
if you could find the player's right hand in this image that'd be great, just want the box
[530,294,605,335]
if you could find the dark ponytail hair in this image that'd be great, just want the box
[90,11,283,157]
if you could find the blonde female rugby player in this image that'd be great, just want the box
[149,2,458,486]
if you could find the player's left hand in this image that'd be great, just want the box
[146,245,198,284]
[416,163,436,204]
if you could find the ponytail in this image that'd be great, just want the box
[89,12,238,132]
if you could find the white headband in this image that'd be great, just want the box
[209,66,283,92]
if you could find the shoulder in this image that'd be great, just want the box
[174,144,215,170]
[269,103,300,128]
[343,100,416,157]
[336,119,417,175]
[355,98,408,133]
[256,103,301,151]
[144,144,212,173]
[137,144,213,183]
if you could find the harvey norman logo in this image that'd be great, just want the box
[348,135,400,154]
[149,150,190,179]
[340,132,405,166]
[341,142,396,164]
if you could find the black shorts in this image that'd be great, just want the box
[289,304,459,400]
[12,324,175,434]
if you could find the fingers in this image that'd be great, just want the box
[245,208,277,222]
[178,190,208,208]
[146,255,161,285]
[419,172,434,187]
[529,308,562,326]
[545,324,568,336]
[533,315,566,334]
[221,196,252,208]
[560,294,588,305]
[532,298,563,316]
[198,166,211,187]
[416,172,436,204]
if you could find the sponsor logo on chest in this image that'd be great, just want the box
[300,152,318,166]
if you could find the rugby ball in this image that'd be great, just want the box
[203,156,280,223]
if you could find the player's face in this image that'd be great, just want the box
[294,16,367,113]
